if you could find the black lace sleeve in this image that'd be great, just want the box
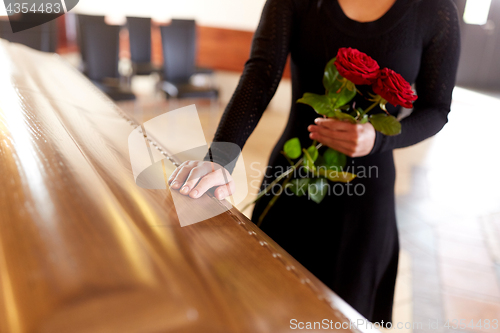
[205,0,294,170]
[370,0,461,154]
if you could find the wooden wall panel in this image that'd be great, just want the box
[197,26,253,72]
[196,25,291,78]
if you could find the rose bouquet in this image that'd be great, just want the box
[244,48,417,226]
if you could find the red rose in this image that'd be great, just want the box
[334,47,380,85]
[372,68,418,108]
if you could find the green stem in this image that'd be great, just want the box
[361,101,379,116]
[302,148,315,171]
[240,158,303,213]
[359,95,390,119]
[335,77,347,94]
[281,151,294,166]
[241,142,323,213]
[257,175,292,227]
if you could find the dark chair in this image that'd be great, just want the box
[170,19,213,76]
[0,14,58,52]
[126,16,161,75]
[81,21,135,101]
[76,14,105,74]
[160,22,218,100]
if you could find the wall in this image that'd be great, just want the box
[0,0,293,112]
[72,0,267,31]
[0,0,267,31]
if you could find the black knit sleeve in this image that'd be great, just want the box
[370,0,461,154]
[205,0,294,170]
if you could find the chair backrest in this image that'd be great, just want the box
[81,22,120,81]
[45,20,58,53]
[76,14,105,66]
[0,14,58,52]
[126,16,152,64]
[160,20,197,83]
[170,19,196,27]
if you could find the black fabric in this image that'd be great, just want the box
[208,0,460,323]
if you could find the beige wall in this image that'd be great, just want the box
[72,0,266,31]
[0,0,267,31]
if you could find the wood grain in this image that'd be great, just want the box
[196,26,254,73]
[0,40,373,333]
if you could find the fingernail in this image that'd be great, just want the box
[315,118,320,124]
[217,193,224,200]
[170,181,178,188]
[190,189,199,198]
[180,186,189,194]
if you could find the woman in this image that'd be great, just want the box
[168,0,460,324]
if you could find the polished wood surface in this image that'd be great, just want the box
[0,40,372,333]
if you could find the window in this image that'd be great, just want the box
[463,0,492,25]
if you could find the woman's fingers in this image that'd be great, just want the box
[214,181,236,200]
[168,161,234,199]
[180,164,213,195]
[308,131,355,156]
[168,161,187,185]
[308,124,354,143]
[190,169,233,199]
[314,118,353,132]
[188,173,217,198]
[309,121,375,157]
[169,162,197,189]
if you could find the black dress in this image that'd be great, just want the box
[207,0,460,324]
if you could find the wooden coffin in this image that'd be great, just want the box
[0,40,376,333]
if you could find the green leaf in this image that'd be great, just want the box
[304,159,315,172]
[283,138,302,159]
[318,169,357,183]
[323,57,343,94]
[354,107,365,118]
[307,146,319,162]
[303,148,316,172]
[323,148,346,170]
[323,57,356,111]
[286,178,310,197]
[297,93,333,115]
[329,81,356,109]
[369,114,402,136]
[314,154,327,168]
[308,178,329,204]
[359,114,369,124]
[330,110,357,124]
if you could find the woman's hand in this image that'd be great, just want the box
[308,118,376,157]
[168,161,235,200]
